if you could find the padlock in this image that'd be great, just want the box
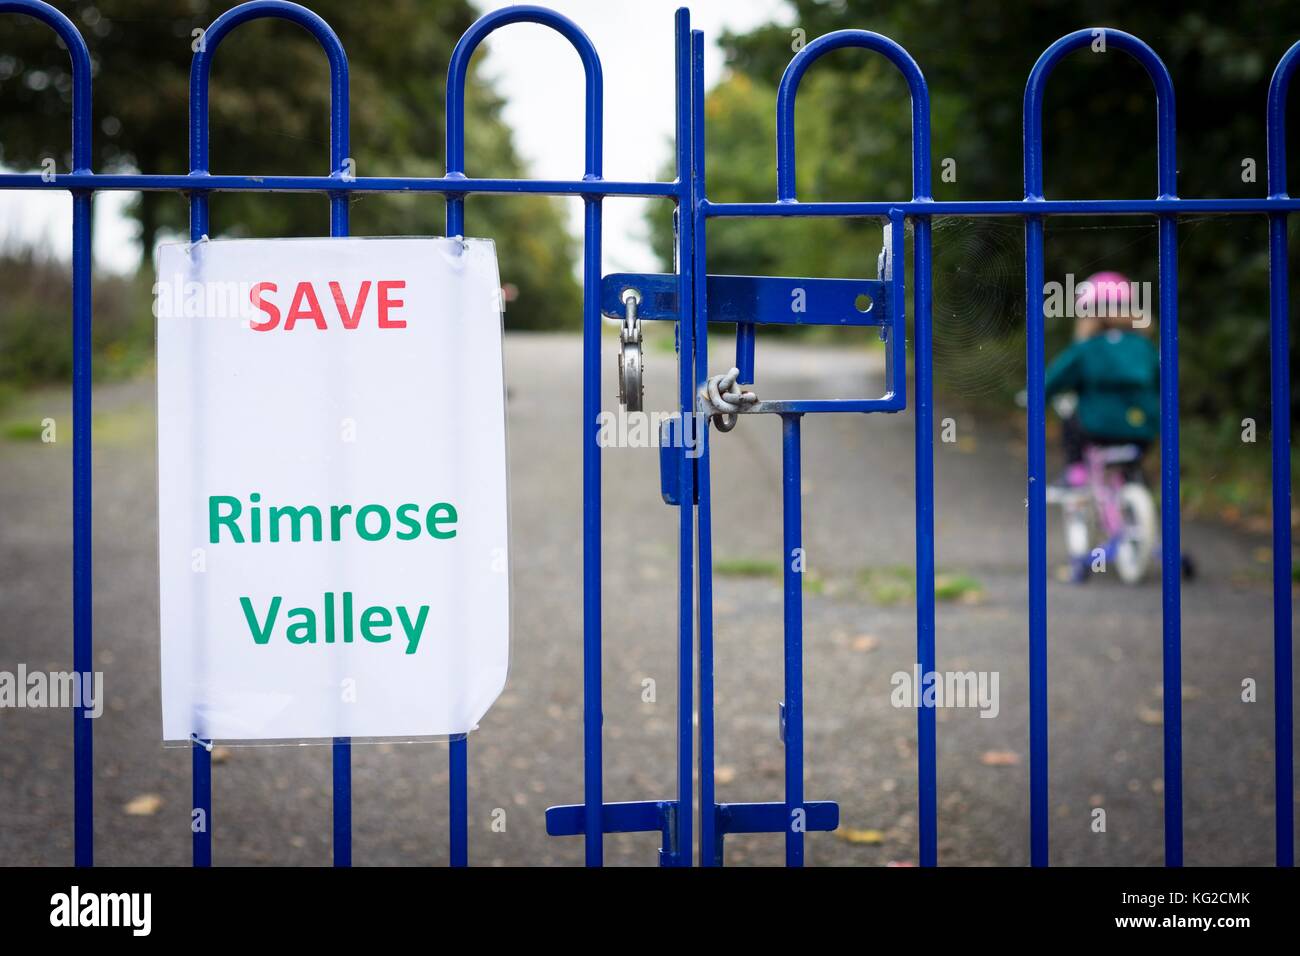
[617,287,644,412]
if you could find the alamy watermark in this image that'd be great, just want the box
[1043,273,1151,328]
[50,886,150,936]
[890,665,999,718]
[0,666,103,718]
[153,274,261,322]
[595,409,705,458]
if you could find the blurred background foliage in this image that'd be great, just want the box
[0,0,580,360]
[647,0,1300,519]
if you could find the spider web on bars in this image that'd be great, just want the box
[922,215,1214,398]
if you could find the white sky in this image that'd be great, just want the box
[471,0,789,273]
[0,0,789,275]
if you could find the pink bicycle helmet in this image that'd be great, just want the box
[1074,271,1132,317]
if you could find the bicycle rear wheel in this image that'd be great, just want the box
[1114,482,1157,584]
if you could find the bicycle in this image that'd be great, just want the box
[1018,390,1190,585]
[1045,438,1158,584]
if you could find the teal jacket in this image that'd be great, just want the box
[1044,330,1160,442]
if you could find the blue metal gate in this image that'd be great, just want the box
[0,0,1293,867]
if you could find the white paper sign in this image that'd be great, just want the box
[156,237,509,742]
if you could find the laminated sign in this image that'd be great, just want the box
[156,237,509,742]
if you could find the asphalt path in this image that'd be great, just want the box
[0,330,1290,866]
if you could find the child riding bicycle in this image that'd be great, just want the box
[1043,272,1163,583]
[1044,271,1159,485]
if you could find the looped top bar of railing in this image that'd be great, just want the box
[189,0,350,177]
[776,30,931,202]
[0,0,92,172]
[0,0,97,867]
[446,5,603,183]
[1267,40,1300,198]
[1023,28,1177,200]
[184,0,354,867]
[444,4,611,868]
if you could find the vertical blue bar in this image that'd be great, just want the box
[735,324,755,384]
[332,736,351,866]
[668,7,695,868]
[192,739,211,867]
[911,209,937,868]
[1265,44,1296,867]
[689,24,710,867]
[697,426,717,866]
[1024,214,1049,867]
[72,189,93,867]
[1157,215,1183,866]
[449,735,468,866]
[581,195,604,867]
[331,160,352,870]
[781,414,805,867]
[445,197,471,868]
[888,211,908,408]
[1268,212,1294,867]
[189,192,213,868]
[672,276,694,868]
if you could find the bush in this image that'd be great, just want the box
[0,248,153,397]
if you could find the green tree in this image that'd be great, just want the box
[651,0,1300,425]
[0,0,579,329]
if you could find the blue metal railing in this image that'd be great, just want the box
[0,0,95,869]
[1023,28,1183,867]
[186,0,353,870]
[692,28,928,867]
[545,5,699,867]
[0,0,1293,868]
[698,26,1295,870]
[447,4,613,869]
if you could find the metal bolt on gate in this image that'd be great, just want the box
[0,0,1294,868]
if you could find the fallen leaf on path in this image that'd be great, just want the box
[836,827,884,845]
[852,634,881,652]
[980,750,1020,767]
[124,793,162,816]
[1137,706,1163,726]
